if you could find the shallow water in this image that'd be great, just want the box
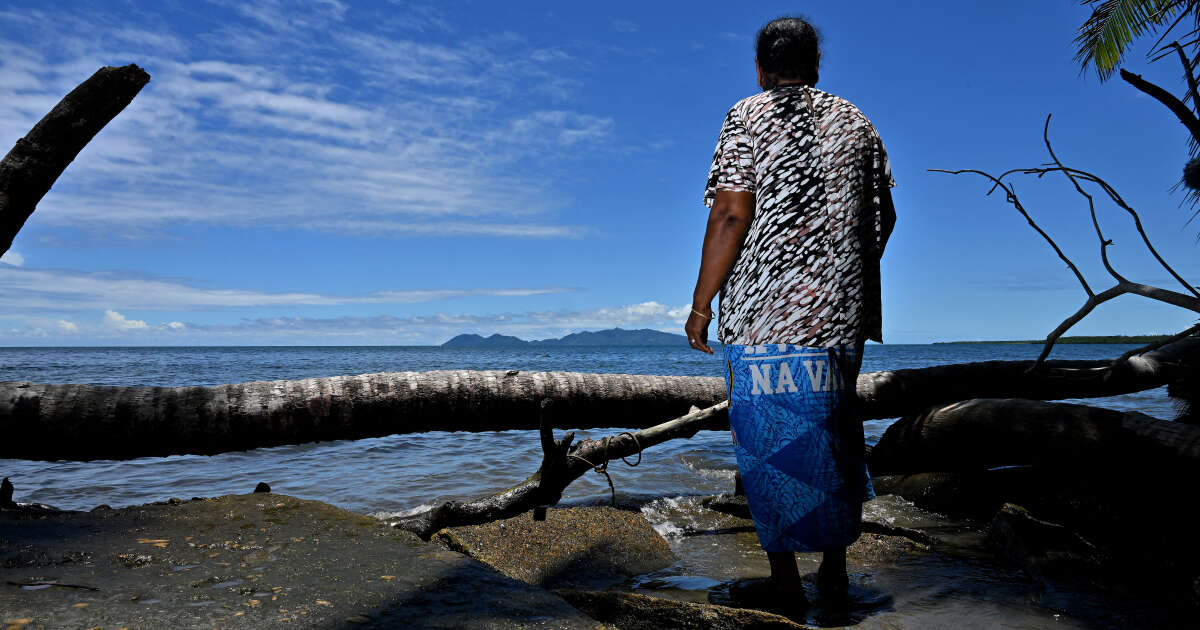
[0,343,1185,627]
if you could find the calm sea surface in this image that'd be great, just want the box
[0,343,1174,511]
[0,343,1181,628]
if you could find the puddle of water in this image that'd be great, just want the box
[637,493,1183,629]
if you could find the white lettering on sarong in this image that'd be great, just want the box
[802,359,828,392]
[749,364,773,395]
[775,361,798,393]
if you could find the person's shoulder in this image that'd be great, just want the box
[811,88,883,136]
[726,91,772,115]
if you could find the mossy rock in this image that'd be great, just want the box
[436,506,675,588]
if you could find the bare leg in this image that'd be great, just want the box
[817,547,849,600]
[767,551,800,583]
[767,551,807,606]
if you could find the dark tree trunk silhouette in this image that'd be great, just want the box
[0,64,150,256]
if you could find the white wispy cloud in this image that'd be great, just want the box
[613,20,639,33]
[0,266,575,312]
[0,250,24,266]
[0,4,612,239]
[297,220,584,238]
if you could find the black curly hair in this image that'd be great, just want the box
[755,16,822,89]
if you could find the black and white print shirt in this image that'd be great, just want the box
[704,85,895,347]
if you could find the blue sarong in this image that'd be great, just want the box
[724,343,874,552]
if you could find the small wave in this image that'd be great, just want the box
[640,495,705,538]
[369,502,438,520]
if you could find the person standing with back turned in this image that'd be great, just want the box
[685,16,896,610]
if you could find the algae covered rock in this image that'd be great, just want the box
[436,505,675,588]
[0,493,609,629]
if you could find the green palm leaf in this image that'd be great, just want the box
[1075,0,1193,79]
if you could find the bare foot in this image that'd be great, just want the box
[727,576,809,612]
[817,559,849,603]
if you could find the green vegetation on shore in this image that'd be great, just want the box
[937,335,1171,345]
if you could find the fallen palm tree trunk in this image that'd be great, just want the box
[2,336,1196,461]
[389,401,729,539]
[1,64,150,256]
[0,371,726,460]
[855,335,1199,420]
[867,397,1200,475]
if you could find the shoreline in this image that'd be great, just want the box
[3,491,1189,629]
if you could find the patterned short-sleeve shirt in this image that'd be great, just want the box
[704,85,894,347]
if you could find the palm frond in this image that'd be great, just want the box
[1074,0,1192,80]
[1148,6,1195,53]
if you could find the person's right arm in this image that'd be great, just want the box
[686,189,754,354]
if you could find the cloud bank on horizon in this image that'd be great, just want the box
[3,0,1200,346]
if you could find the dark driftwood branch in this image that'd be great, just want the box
[1113,323,1200,365]
[0,64,150,256]
[1121,67,1200,146]
[388,401,730,539]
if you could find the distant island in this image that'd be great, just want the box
[936,335,1172,345]
[441,328,699,348]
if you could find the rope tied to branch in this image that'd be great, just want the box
[566,431,643,507]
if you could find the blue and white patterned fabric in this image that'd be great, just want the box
[724,342,874,552]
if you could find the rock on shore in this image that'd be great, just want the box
[435,506,675,589]
[0,494,610,629]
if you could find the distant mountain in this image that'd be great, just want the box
[441,333,529,348]
[441,327,695,347]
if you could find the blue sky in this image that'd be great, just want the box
[1,0,1198,346]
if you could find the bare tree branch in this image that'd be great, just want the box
[1040,114,1124,285]
[1120,68,1200,146]
[1035,286,1124,365]
[936,137,1200,369]
[1027,165,1200,299]
[929,168,1094,296]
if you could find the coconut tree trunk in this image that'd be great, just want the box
[1,64,150,256]
[2,335,1195,461]
[0,371,727,461]
[868,397,1200,475]
[855,335,1200,420]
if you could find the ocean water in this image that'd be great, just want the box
[0,343,1183,628]
[0,343,1175,511]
